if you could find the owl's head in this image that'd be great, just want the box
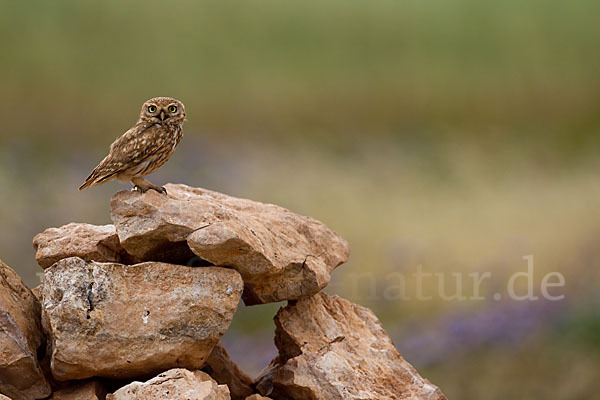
[140,97,186,125]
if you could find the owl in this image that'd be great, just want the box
[79,97,186,194]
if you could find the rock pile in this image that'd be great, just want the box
[1,183,446,399]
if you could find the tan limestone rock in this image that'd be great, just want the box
[31,284,43,303]
[0,259,51,400]
[255,293,447,400]
[110,184,349,304]
[41,257,243,381]
[203,342,254,400]
[244,395,272,400]
[33,223,133,269]
[106,369,230,400]
[50,380,106,400]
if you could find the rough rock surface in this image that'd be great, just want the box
[50,380,106,400]
[110,184,350,304]
[33,223,133,269]
[107,369,230,400]
[42,257,243,380]
[31,284,43,303]
[0,259,51,400]
[203,342,254,400]
[255,293,447,400]
[0,395,11,400]
[244,395,272,400]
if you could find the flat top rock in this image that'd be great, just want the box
[33,223,128,269]
[257,293,447,400]
[110,184,350,304]
[42,257,243,381]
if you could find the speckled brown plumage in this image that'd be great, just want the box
[79,97,186,194]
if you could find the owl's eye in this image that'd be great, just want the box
[168,105,178,113]
[147,105,157,113]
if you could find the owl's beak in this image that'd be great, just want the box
[159,110,166,121]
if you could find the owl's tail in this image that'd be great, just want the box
[79,164,118,191]
[78,176,97,191]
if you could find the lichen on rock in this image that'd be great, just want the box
[41,257,243,381]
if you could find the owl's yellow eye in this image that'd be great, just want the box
[168,105,178,113]
[147,105,157,113]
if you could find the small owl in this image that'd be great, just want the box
[79,97,186,194]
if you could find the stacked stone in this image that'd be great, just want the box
[0,183,446,400]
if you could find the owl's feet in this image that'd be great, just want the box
[131,177,168,195]
[154,186,168,195]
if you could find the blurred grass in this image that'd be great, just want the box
[1,0,600,398]
[423,324,600,400]
[1,0,599,155]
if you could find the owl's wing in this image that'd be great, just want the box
[106,123,169,169]
[79,123,166,190]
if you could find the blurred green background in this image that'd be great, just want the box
[1,1,599,398]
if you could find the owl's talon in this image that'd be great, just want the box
[131,177,167,195]
[147,185,167,194]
